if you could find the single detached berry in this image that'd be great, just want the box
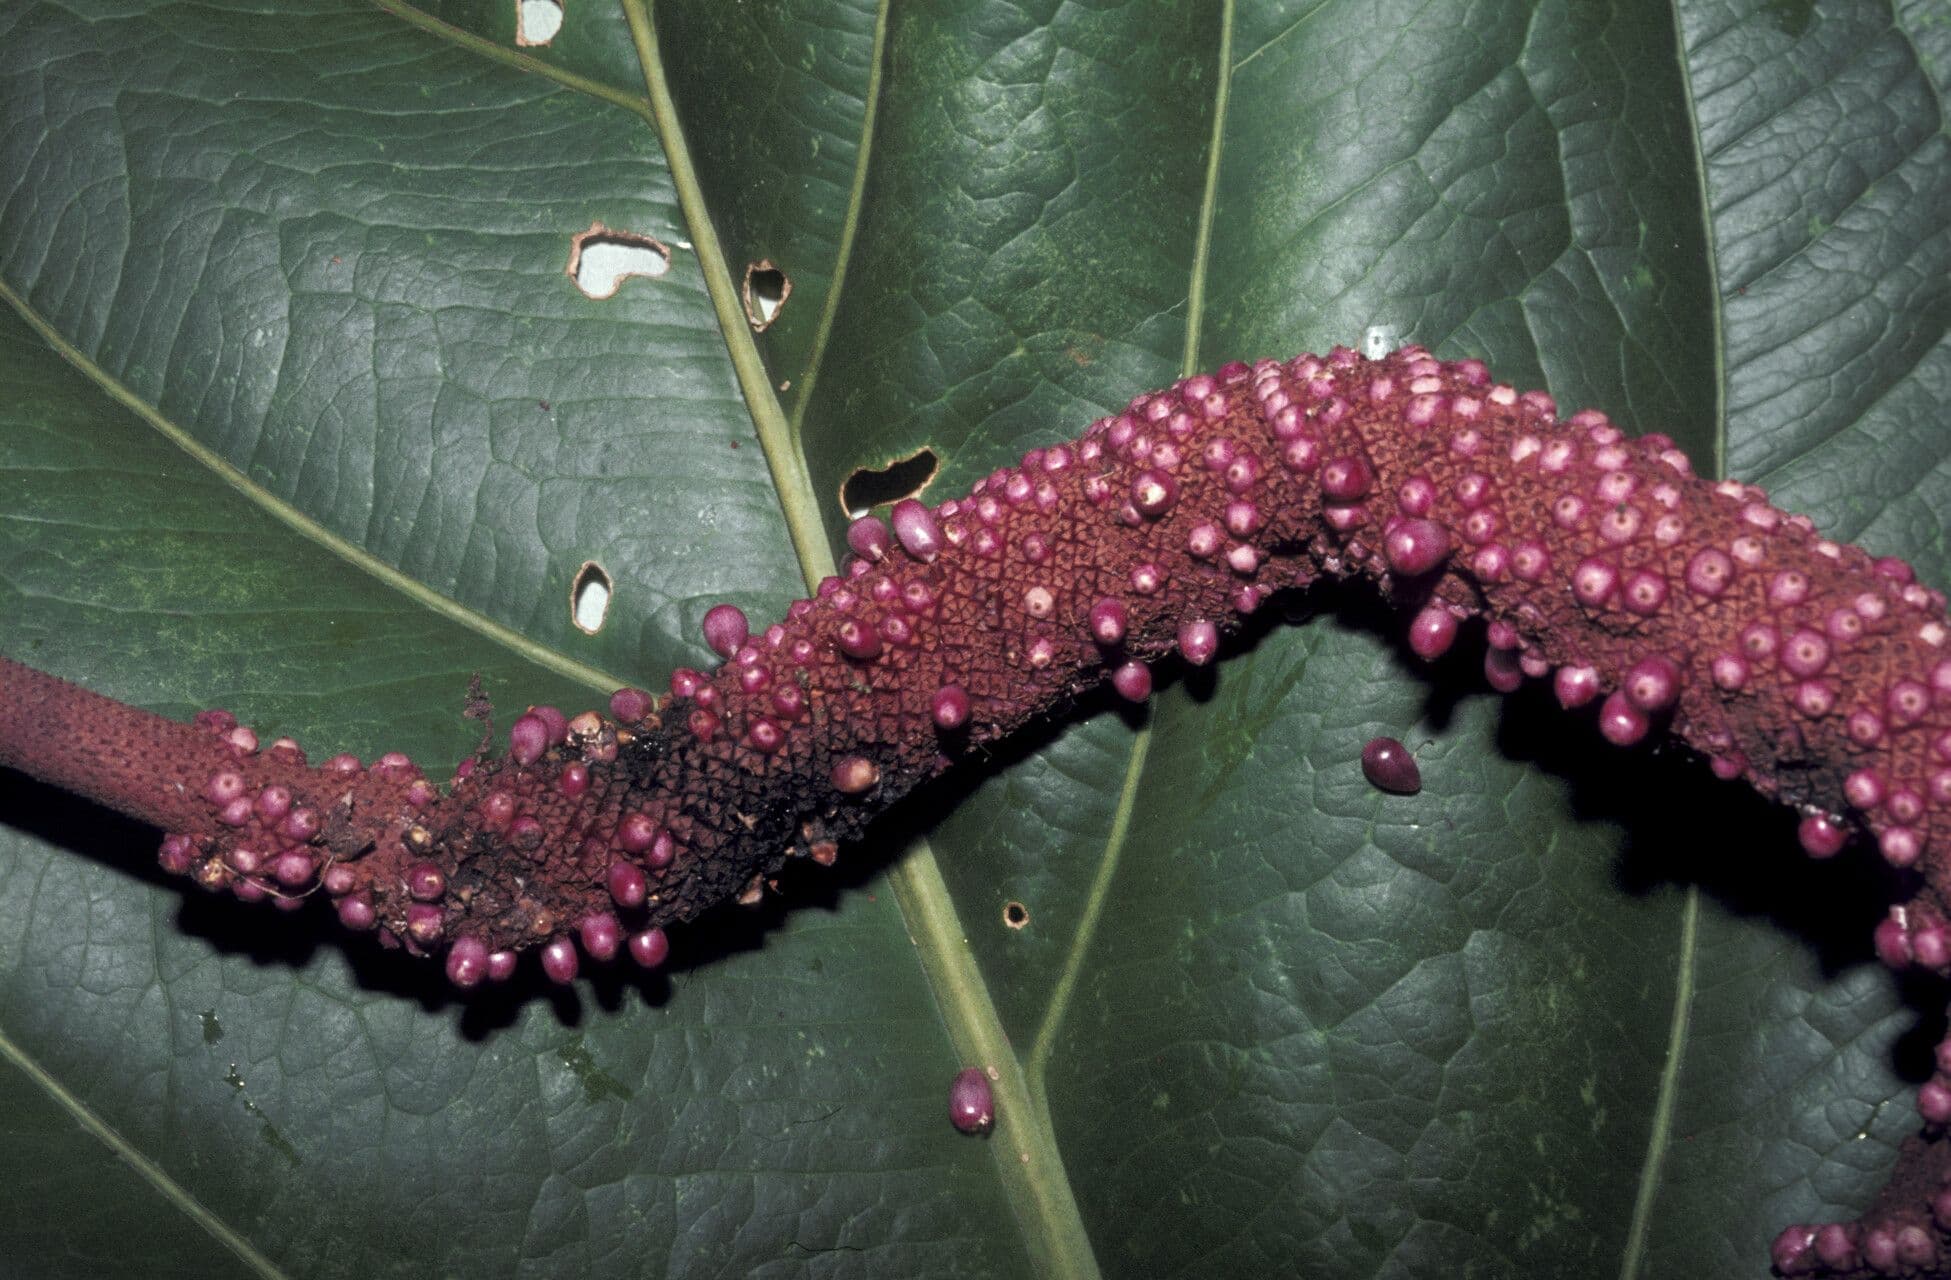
[949,1067,995,1135]
[1360,737,1421,795]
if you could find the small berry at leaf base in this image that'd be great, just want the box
[949,1067,995,1135]
[1361,738,1421,795]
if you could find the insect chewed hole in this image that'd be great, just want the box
[567,223,671,300]
[742,260,790,331]
[841,447,940,518]
[1361,324,1401,360]
[1003,901,1029,930]
[571,561,611,634]
[515,0,563,45]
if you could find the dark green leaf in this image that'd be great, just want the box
[0,0,1945,1276]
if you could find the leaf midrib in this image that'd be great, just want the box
[621,2,1100,1275]
[1618,5,1729,1271]
[0,1024,289,1280]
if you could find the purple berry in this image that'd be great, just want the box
[1320,454,1374,501]
[337,893,376,931]
[157,834,194,876]
[628,927,670,969]
[405,902,444,945]
[835,619,883,661]
[1407,607,1457,661]
[846,515,891,561]
[253,785,292,821]
[1483,647,1524,693]
[1553,665,1600,709]
[1361,738,1421,795]
[445,937,490,989]
[508,712,550,766]
[1111,661,1152,703]
[609,686,653,723]
[608,861,647,909]
[1623,656,1681,713]
[579,913,621,962]
[280,806,320,843]
[890,499,943,562]
[831,757,881,795]
[487,950,518,982]
[932,685,971,731]
[541,935,579,984]
[1770,1225,1817,1276]
[527,705,569,745]
[1130,469,1178,517]
[949,1067,995,1134]
[1596,691,1648,746]
[1797,813,1847,859]
[702,603,750,658]
[1178,620,1218,666]
[270,851,315,887]
[1382,518,1452,576]
[617,812,658,853]
[1088,598,1129,646]
[203,769,246,807]
[405,861,446,902]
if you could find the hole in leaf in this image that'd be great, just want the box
[515,0,563,45]
[567,224,671,300]
[571,561,611,634]
[1003,901,1029,930]
[742,260,790,331]
[841,447,940,518]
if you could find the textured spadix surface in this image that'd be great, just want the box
[0,1,1947,1278]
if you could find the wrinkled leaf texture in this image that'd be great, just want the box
[0,0,1947,1276]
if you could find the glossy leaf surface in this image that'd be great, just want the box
[0,1,1946,1276]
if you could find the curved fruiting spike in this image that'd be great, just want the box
[1360,737,1421,795]
[12,345,1951,1275]
[948,1067,995,1135]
